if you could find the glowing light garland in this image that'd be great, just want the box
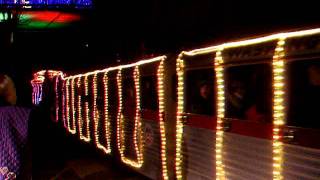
[214,50,226,180]
[93,72,111,154]
[65,79,70,131]
[272,38,286,180]
[82,75,91,142]
[55,76,60,122]
[157,59,169,180]
[62,80,67,128]
[116,67,144,168]
[76,77,85,140]
[175,52,185,180]
[69,77,77,134]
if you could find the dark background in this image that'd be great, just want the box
[0,0,320,106]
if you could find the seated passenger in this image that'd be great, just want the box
[226,79,247,119]
[190,81,214,116]
[294,64,320,128]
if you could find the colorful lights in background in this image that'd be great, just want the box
[31,70,62,105]
[18,11,81,29]
[0,0,91,8]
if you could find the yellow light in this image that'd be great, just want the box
[272,38,286,180]
[116,67,144,168]
[175,52,185,180]
[214,50,226,180]
[65,79,71,132]
[157,59,169,180]
[76,77,84,140]
[69,77,76,134]
[79,75,91,142]
[93,72,111,154]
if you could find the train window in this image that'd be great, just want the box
[287,59,320,129]
[141,76,158,110]
[108,79,118,108]
[225,64,272,123]
[185,68,216,116]
[122,77,136,116]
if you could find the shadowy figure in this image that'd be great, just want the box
[190,80,214,116]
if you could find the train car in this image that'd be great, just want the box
[31,28,320,180]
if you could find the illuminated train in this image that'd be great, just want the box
[31,28,320,180]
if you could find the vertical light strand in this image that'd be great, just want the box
[77,77,85,140]
[214,49,226,180]
[62,80,67,129]
[55,76,60,122]
[104,72,112,154]
[93,72,111,154]
[175,52,185,180]
[66,79,71,132]
[116,70,123,153]
[69,77,76,134]
[83,75,91,142]
[272,38,286,180]
[131,66,144,167]
[157,59,169,180]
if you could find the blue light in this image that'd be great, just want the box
[0,0,92,7]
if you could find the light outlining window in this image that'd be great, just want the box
[62,80,67,128]
[69,77,77,134]
[272,38,286,180]
[82,75,91,142]
[65,79,71,131]
[116,70,123,153]
[116,67,144,168]
[175,52,185,180]
[93,72,111,154]
[76,77,85,140]
[55,76,60,122]
[214,49,226,179]
[157,59,169,180]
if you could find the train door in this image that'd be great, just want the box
[108,70,120,158]
[139,62,162,179]
[178,54,217,179]
[92,72,111,155]
[283,34,320,179]
[221,42,276,179]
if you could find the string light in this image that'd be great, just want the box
[62,80,67,129]
[83,75,91,142]
[93,72,111,154]
[76,77,85,140]
[157,59,169,180]
[175,52,185,180]
[116,67,144,168]
[272,38,286,180]
[214,50,226,180]
[65,79,71,131]
[55,76,60,122]
[69,77,77,134]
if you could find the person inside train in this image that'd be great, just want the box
[226,65,271,123]
[226,78,247,119]
[190,80,214,116]
[290,63,320,128]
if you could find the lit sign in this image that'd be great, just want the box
[0,0,92,7]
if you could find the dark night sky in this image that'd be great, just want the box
[0,0,320,105]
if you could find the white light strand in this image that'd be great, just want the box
[93,72,111,154]
[175,52,185,180]
[272,38,286,180]
[157,59,169,180]
[214,50,226,180]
